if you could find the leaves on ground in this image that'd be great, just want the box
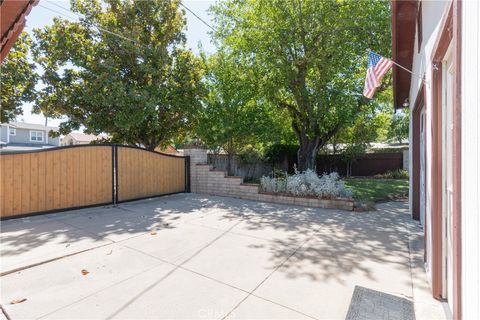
[150,229,157,235]
[10,298,27,304]
[81,269,90,275]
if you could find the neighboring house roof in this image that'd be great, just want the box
[66,132,108,143]
[0,0,39,62]
[154,145,178,154]
[2,122,58,132]
[391,0,416,109]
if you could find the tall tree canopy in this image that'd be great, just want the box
[212,0,392,170]
[0,32,38,123]
[33,0,205,149]
[196,50,294,173]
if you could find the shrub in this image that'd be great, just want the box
[374,169,409,180]
[260,169,352,199]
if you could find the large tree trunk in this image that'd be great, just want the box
[297,137,320,172]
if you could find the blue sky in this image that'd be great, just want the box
[21,0,216,126]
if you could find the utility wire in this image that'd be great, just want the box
[39,1,216,46]
[179,1,216,32]
[38,3,139,44]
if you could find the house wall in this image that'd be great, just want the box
[0,125,8,143]
[408,0,450,285]
[461,1,480,318]
[7,128,59,146]
[61,135,90,146]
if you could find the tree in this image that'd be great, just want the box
[335,110,383,176]
[388,109,409,143]
[195,50,293,174]
[211,0,392,170]
[32,0,204,149]
[0,32,38,123]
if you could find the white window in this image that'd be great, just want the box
[30,131,44,142]
[9,128,16,135]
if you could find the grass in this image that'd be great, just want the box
[344,178,409,208]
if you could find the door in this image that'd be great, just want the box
[442,45,454,313]
[419,110,426,229]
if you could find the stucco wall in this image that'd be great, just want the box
[461,1,480,318]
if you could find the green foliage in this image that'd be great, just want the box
[211,0,392,170]
[344,178,409,206]
[238,147,263,165]
[374,169,409,180]
[0,32,38,123]
[195,50,294,154]
[263,143,299,163]
[32,0,205,149]
[388,109,410,143]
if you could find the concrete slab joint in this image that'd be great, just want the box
[182,147,353,211]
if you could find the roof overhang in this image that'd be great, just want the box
[391,0,417,109]
[0,0,39,62]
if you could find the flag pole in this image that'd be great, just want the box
[368,49,427,84]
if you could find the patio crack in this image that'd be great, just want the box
[221,235,318,320]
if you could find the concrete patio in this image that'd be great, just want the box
[0,194,444,319]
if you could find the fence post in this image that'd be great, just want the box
[114,145,119,204]
[185,156,191,193]
[112,144,116,206]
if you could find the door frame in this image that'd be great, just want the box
[430,1,462,319]
[441,43,454,310]
[412,84,426,223]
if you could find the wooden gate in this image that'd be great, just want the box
[0,145,189,219]
[0,145,113,218]
[115,146,187,202]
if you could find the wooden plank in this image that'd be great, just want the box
[29,153,39,213]
[12,154,23,214]
[4,156,14,216]
[45,151,54,210]
[65,148,74,207]
[52,149,61,209]
[37,152,46,212]
[85,148,93,205]
[20,154,31,214]
[79,147,86,206]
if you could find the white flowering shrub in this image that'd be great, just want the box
[260,170,353,199]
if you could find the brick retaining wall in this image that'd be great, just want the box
[184,148,353,211]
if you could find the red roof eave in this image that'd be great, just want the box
[0,0,39,62]
[391,0,416,109]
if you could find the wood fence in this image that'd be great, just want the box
[116,146,187,202]
[0,145,189,219]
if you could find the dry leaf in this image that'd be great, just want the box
[150,230,157,235]
[81,269,89,275]
[10,298,27,304]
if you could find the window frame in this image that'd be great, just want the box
[9,128,16,136]
[30,130,45,142]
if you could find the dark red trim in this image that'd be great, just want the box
[430,3,462,319]
[391,0,417,109]
[411,83,425,221]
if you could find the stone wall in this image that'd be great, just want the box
[184,148,354,211]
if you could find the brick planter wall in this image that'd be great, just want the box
[184,148,354,211]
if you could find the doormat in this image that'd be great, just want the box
[345,286,415,320]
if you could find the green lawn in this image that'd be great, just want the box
[344,178,409,206]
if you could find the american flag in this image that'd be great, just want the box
[363,51,393,99]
